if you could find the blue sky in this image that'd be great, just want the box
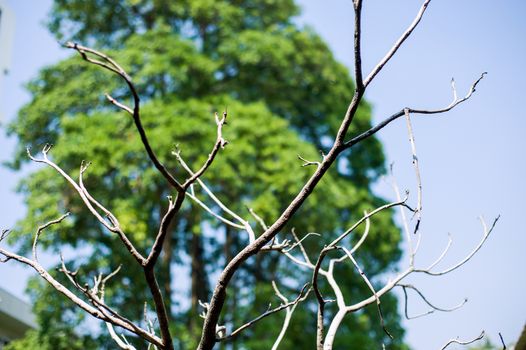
[0,1,524,349]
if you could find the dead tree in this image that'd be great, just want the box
[0,1,497,349]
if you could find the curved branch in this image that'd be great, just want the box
[398,284,467,319]
[439,331,485,350]
[66,42,184,193]
[32,213,70,262]
[345,73,486,150]
[417,216,499,276]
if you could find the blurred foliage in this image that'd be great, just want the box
[5,0,408,349]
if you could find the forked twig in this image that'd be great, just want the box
[399,284,467,319]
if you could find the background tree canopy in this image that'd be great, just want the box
[5,0,407,349]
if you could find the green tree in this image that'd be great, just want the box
[5,1,405,349]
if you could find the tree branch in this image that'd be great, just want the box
[439,331,485,350]
[345,72,487,150]
[399,284,467,319]
[363,0,432,87]
[65,42,184,193]
[223,283,309,341]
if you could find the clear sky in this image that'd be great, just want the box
[0,1,524,349]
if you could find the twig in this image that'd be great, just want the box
[32,213,70,262]
[329,195,410,247]
[78,161,121,228]
[176,155,256,243]
[0,247,163,347]
[417,216,499,276]
[270,281,309,350]
[350,210,371,254]
[439,331,485,350]
[340,246,392,339]
[182,110,228,188]
[298,154,321,168]
[344,73,487,150]
[27,146,146,264]
[499,332,506,349]
[224,284,309,340]
[363,0,432,87]
[426,233,453,271]
[189,190,245,230]
[390,168,417,265]
[404,109,423,234]
[399,284,467,319]
[289,229,315,266]
[106,322,137,350]
[247,207,269,231]
[145,193,185,267]
[65,42,184,195]
[0,229,10,242]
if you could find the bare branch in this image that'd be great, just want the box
[329,195,410,248]
[340,246,392,339]
[298,154,321,168]
[106,93,133,115]
[27,146,146,264]
[270,281,308,350]
[58,256,142,330]
[32,213,70,262]
[188,188,245,230]
[79,161,121,228]
[344,73,486,150]
[248,207,269,231]
[176,156,246,225]
[65,42,184,194]
[326,257,347,309]
[182,110,228,189]
[364,0,432,87]
[417,216,499,276]
[98,266,138,350]
[350,210,371,254]
[145,193,184,267]
[390,169,417,266]
[106,322,137,350]
[176,155,256,243]
[224,284,309,341]
[353,0,364,89]
[439,331,485,350]
[311,247,336,350]
[66,43,191,348]
[0,229,10,242]
[289,228,316,265]
[426,233,453,271]
[0,247,163,347]
[399,284,467,319]
[284,231,320,254]
[404,109,423,234]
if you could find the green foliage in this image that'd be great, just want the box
[4,330,90,350]
[6,1,407,349]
